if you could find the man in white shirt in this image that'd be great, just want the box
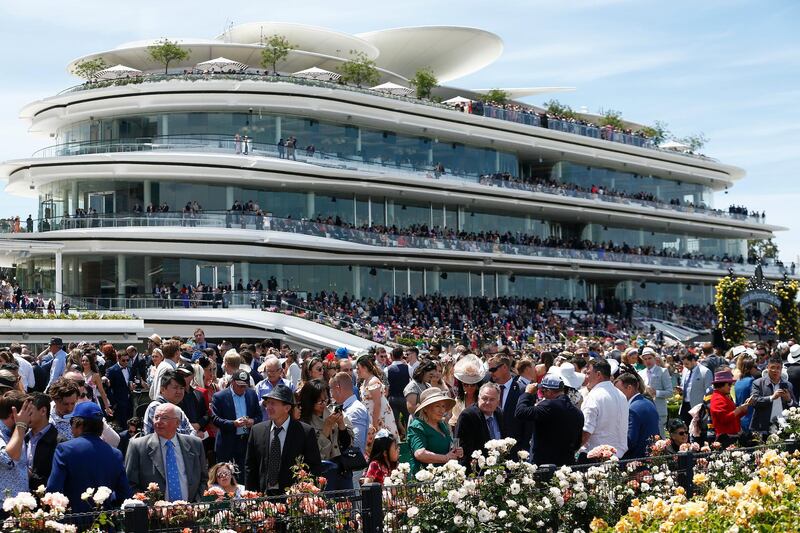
[580,358,628,459]
[150,339,180,400]
[9,345,34,392]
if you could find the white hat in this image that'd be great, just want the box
[788,344,800,364]
[453,354,486,385]
[641,347,658,357]
[547,362,585,389]
[608,358,620,377]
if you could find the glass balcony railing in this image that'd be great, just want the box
[54,73,714,161]
[5,211,788,276]
[28,134,763,224]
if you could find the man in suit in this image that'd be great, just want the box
[106,351,133,428]
[515,375,584,466]
[455,382,502,473]
[245,384,321,494]
[27,392,65,490]
[638,347,672,436]
[386,347,410,437]
[191,328,218,355]
[749,356,797,434]
[614,373,660,459]
[487,354,525,452]
[677,353,712,428]
[211,369,262,481]
[46,402,130,513]
[125,345,150,414]
[125,403,208,502]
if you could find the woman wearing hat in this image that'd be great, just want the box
[407,388,463,476]
[709,369,753,448]
[449,354,485,429]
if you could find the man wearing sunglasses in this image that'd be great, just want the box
[486,354,525,453]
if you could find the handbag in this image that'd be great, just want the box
[337,446,368,473]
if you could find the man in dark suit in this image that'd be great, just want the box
[125,403,208,502]
[515,375,584,466]
[614,373,661,459]
[487,354,525,452]
[750,356,797,434]
[46,402,130,513]
[386,347,410,436]
[27,392,65,489]
[192,328,218,355]
[105,351,133,428]
[211,370,262,480]
[455,382,503,472]
[245,384,321,494]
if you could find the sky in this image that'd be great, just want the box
[0,0,798,262]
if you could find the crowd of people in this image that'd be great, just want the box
[0,328,796,519]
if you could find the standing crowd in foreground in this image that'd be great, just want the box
[0,330,795,515]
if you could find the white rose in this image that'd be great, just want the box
[406,506,419,518]
[498,510,507,519]
[477,509,492,522]
[509,482,521,495]
[92,486,113,506]
[517,450,530,460]
[415,470,433,482]
[80,488,94,501]
[454,515,463,525]
[486,455,497,466]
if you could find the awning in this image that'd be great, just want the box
[195,57,248,72]
[370,81,413,95]
[95,65,143,80]
[292,66,341,81]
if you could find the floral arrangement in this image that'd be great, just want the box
[715,275,748,346]
[775,279,800,340]
[1,484,119,533]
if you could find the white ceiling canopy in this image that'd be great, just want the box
[292,66,341,81]
[370,81,413,95]
[94,64,143,80]
[195,57,248,71]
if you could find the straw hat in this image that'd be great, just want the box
[414,387,455,415]
[453,353,486,385]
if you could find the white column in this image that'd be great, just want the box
[406,268,411,295]
[117,254,126,299]
[353,266,361,299]
[71,182,79,212]
[306,192,315,218]
[195,265,201,286]
[160,115,169,137]
[54,250,62,306]
[144,256,153,294]
[240,262,250,287]
[275,116,282,144]
[226,186,234,210]
[143,181,151,209]
[481,272,485,297]
[356,128,362,154]
[429,270,439,294]
[368,197,372,226]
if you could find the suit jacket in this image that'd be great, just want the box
[29,424,65,490]
[128,353,150,385]
[46,435,130,513]
[624,394,661,459]
[515,392,583,466]
[245,418,322,493]
[497,376,525,451]
[680,364,712,408]
[749,376,797,432]
[639,365,672,417]
[211,387,263,461]
[455,405,502,472]
[125,432,208,502]
[106,364,132,412]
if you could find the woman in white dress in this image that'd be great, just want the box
[356,354,399,440]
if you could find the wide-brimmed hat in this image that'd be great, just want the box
[788,344,800,364]
[263,383,294,405]
[641,347,658,357]
[712,370,736,385]
[414,387,455,415]
[548,362,586,389]
[148,334,162,345]
[453,353,486,385]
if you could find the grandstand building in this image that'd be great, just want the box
[0,22,789,342]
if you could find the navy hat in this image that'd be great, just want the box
[262,383,294,405]
[50,337,63,346]
[232,369,250,384]
[72,402,104,420]
[540,375,564,390]
[176,363,194,377]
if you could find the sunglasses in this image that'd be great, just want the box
[675,431,688,436]
[488,364,503,373]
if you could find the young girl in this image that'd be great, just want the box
[364,430,399,485]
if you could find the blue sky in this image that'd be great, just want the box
[0,0,797,262]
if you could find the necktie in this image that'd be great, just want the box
[267,425,283,487]
[486,416,499,440]
[164,440,182,501]
[499,384,506,408]
[683,367,694,400]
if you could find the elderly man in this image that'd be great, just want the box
[254,356,293,422]
[211,369,262,480]
[750,356,797,434]
[614,373,660,459]
[515,375,584,466]
[125,403,207,502]
[638,347,672,436]
[143,370,194,436]
[678,352,712,430]
[580,358,628,460]
[455,382,503,473]
[330,371,369,486]
[245,384,320,494]
[46,402,130,513]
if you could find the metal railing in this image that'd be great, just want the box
[53,72,711,160]
[6,211,786,276]
[29,133,760,223]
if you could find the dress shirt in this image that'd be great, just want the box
[121,366,130,384]
[499,377,514,409]
[683,366,695,401]
[271,416,290,455]
[581,380,629,458]
[26,423,51,464]
[231,389,248,435]
[46,349,68,390]
[0,424,28,505]
[159,435,188,500]
[13,355,34,391]
[49,408,73,441]
[342,395,369,452]
[149,359,177,400]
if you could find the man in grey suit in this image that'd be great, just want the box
[125,403,208,502]
[638,347,672,436]
[677,353,712,430]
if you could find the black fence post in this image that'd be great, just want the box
[786,439,799,454]
[537,464,557,483]
[676,451,695,499]
[122,505,149,532]
[361,483,384,533]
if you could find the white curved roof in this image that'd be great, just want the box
[473,87,576,100]
[216,22,379,59]
[357,26,503,83]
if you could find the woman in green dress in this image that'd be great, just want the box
[407,388,464,476]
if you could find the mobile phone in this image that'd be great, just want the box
[451,437,460,450]
[779,382,789,390]
[334,405,343,414]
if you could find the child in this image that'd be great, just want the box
[364,429,399,484]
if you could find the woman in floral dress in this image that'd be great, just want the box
[356,355,399,440]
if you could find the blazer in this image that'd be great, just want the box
[245,418,322,493]
[29,424,65,490]
[106,364,132,410]
[515,392,583,466]
[624,394,661,459]
[680,364,712,408]
[749,376,797,432]
[455,404,502,472]
[638,365,672,417]
[125,432,208,502]
[46,435,130,513]
[211,387,263,460]
[497,376,525,451]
